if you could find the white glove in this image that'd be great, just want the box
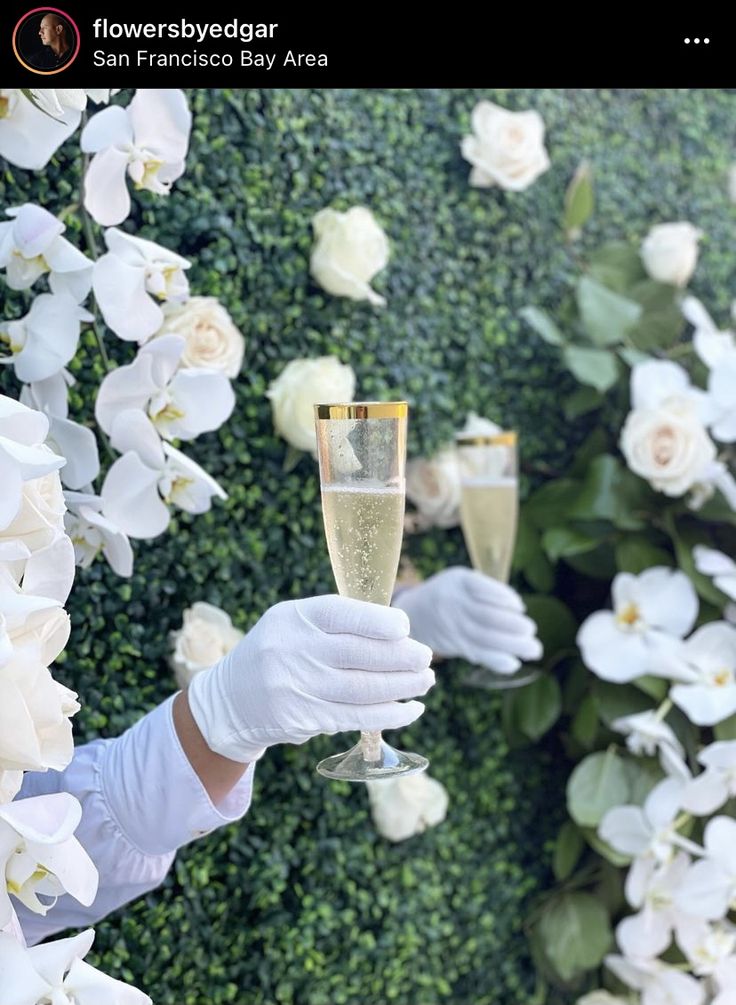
[392,567,543,674]
[187,595,434,762]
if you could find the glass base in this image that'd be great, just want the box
[463,665,541,691]
[316,738,429,782]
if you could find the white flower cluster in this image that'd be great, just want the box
[0,89,246,574]
[578,562,736,1005]
[0,391,150,1003]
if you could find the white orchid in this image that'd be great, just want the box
[64,493,133,577]
[0,293,93,383]
[606,953,704,1005]
[599,777,697,864]
[0,89,81,170]
[0,396,65,531]
[629,360,712,420]
[0,204,93,302]
[677,817,736,920]
[92,228,190,342]
[683,297,736,369]
[0,793,97,926]
[694,547,736,602]
[0,651,78,775]
[612,710,684,761]
[29,89,118,119]
[95,335,234,442]
[0,928,152,1004]
[577,568,698,683]
[683,742,736,817]
[81,89,191,226]
[20,375,100,491]
[617,852,694,958]
[676,918,736,977]
[670,623,736,726]
[713,956,736,1005]
[100,409,226,539]
[576,995,631,1005]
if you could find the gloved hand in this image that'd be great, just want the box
[392,567,543,674]
[187,595,434,763]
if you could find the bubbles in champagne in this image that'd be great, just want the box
[321,484,405,605]
[459,477,518,582]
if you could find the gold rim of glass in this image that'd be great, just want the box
[455,431,517,447]
[314,402,408,420]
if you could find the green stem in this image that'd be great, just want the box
[655,698,673,723]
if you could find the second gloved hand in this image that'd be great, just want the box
[392,567,543,674]
[187,596,434,763]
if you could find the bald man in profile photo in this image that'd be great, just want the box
[35,12,73,69]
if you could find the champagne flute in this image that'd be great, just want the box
[313,401,429,781]
[456,431,539,690]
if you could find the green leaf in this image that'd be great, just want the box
[624,757,664,805]
[571,694,600,749]
[512,674,562,741]
[715,714,736,741]
[524,479,582,530]
[569,455,652,530]
[563,543,618,580]
[553,821,585,881]
[589,241,646,294]
[576,276,642,347]
[564,161,594,239]
[618,347,652,368]
[615,537,675,574]
[563,345,620,392]
[520,306,566,346]
[524,595,579,655]
[542,527,600,563]
[592,681,655,728]
[633,676,669,701]
[537,892,613,982]
[628,280,684,352]
[564,386,603,420]
[513,516,555,592]
[567,749,629,828]
[282,445,303,473]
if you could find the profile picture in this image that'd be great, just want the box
[13,7,80,74]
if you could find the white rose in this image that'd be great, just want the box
[576,994,630,1005]
[406,447,461,529]
[641,222,702,287]
[367,773,449,843]
[461,101,551,191]
[310,207,389,307]
[170,602,244,689]
[266,356,356,454]
[0,471,66,553]
[620,398,717,497]
[156,297,245,378]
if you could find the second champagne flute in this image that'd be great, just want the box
[456,430,539,690]
[313,401,429,781]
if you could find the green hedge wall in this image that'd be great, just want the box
[2,88,735,1005]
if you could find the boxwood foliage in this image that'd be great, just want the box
[1,88,734,1004]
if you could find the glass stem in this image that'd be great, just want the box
[360,730,382,763]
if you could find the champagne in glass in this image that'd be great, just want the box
[314,402,429,781]
[456,431,539,690]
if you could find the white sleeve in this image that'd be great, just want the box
[15,694,256,946]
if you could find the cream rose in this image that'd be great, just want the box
[641,222,702,287]
[367,773,449,843]
[406,447,461,529]
[461,101,550,191]
[620,398,717,497]
[156,297,245,378]
[266,356,356,454]
[310,207,389,307]
[457,412,502,437]
[170,601,244,689]
[0,471,66,553]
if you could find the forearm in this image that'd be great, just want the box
[172,689,249,804]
